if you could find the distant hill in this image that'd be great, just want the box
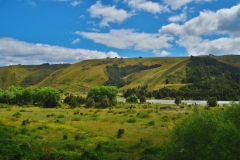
[0,55,240,95]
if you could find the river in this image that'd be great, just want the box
[117,97,238,106]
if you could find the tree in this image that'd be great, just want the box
[207,97,217,107]
[139,96,146,103]
[97,95,111,108]
[85,98,95,108]
[33,87,60,107]
[126,95,138,103]
[87,86,118,107]
[174,96,181,106]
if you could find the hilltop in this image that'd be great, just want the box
[0,55,240,95]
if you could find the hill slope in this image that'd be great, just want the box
[0,55,240,94]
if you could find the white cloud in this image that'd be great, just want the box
[163,0,213,10]
[125,0,169,14]
[153,50,171,56]
[159,4,240,56]
[168,6,187,22]
[88,1,132,27]
[0,37,120,66]
[70,1,81,7]
[177,36,240,56]
[168,12,187,22]
[160,4,240,36]
[76,29,173,51]
[71,38,80,44]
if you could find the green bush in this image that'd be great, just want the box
[160,103,240,159]
[126,95,138,103]
[12,112,21,118]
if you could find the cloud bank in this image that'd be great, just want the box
[0,38,120,66]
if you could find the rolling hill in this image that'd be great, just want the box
[0,55,240,94]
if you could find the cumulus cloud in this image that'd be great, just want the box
[76,29,173,51]
[71,38,80,44]
[0,37,120,66]
[177,36,240,56]
[124,0,169,14]
[88,1,132,27]
[159,4,240,56]
[161,4,240,36]
[168,7,187,22]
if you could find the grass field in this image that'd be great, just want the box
[0,102,200,159]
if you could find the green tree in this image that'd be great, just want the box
[139,96,146,103]
[97,95,111,108]
[85,98,95,108]
[33,87,60,107]
[87,86,118,107]
[160,104,240,160]
[174,96,181,106]
[126,95,138,103]
[207,97,217,107]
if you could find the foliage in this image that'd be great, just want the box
[207,97,217,107]
[0,86,60,108]
[123,85,150,99]
[160,103,240,160]
[104,63,162,88]
[153,56,240,100]
[174,96,181,106]
[85,97,95,108]
[117,129,125,138]
[139,96,146,103]
[126,95,138,103]
[64,94,86,108]
[87,86,118,107]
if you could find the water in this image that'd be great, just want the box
[117,97,238,106]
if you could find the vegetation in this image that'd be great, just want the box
[0,86,60,107]
[174,96,181,106]
[160,103,240,160]
[87,86,118,108]
[126,94,138,103]
[1,55,240,159]
[104,63,162,88]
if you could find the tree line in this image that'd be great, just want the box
[0,86,60,108]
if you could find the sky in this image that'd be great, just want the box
[0,0,240,66]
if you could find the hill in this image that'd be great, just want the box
[0,55,240,97]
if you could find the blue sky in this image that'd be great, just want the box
[0,0,240,66]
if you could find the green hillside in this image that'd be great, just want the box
[0,55,240,95]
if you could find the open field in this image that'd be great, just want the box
[0,102,208,159]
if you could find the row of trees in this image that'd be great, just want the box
[0,86,60,108]
[64,86,119,108]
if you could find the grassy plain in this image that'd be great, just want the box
[0,102,200,159]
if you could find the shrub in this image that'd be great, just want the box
[174,96,181,106]
[117,129,125,138]
[63,134,68,140]
[127,117,137,123]
[57,114,65,118]
[161,115,169,122]
[160,104,240,159]
[12,112,21,118]
[22,119,30,125]
[207,97,217,107]
[126,95,138,103]
[85,98,95,108]
[137,112,150,119]
[147,120,155,126]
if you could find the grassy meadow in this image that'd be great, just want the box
[0,102,203,159]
